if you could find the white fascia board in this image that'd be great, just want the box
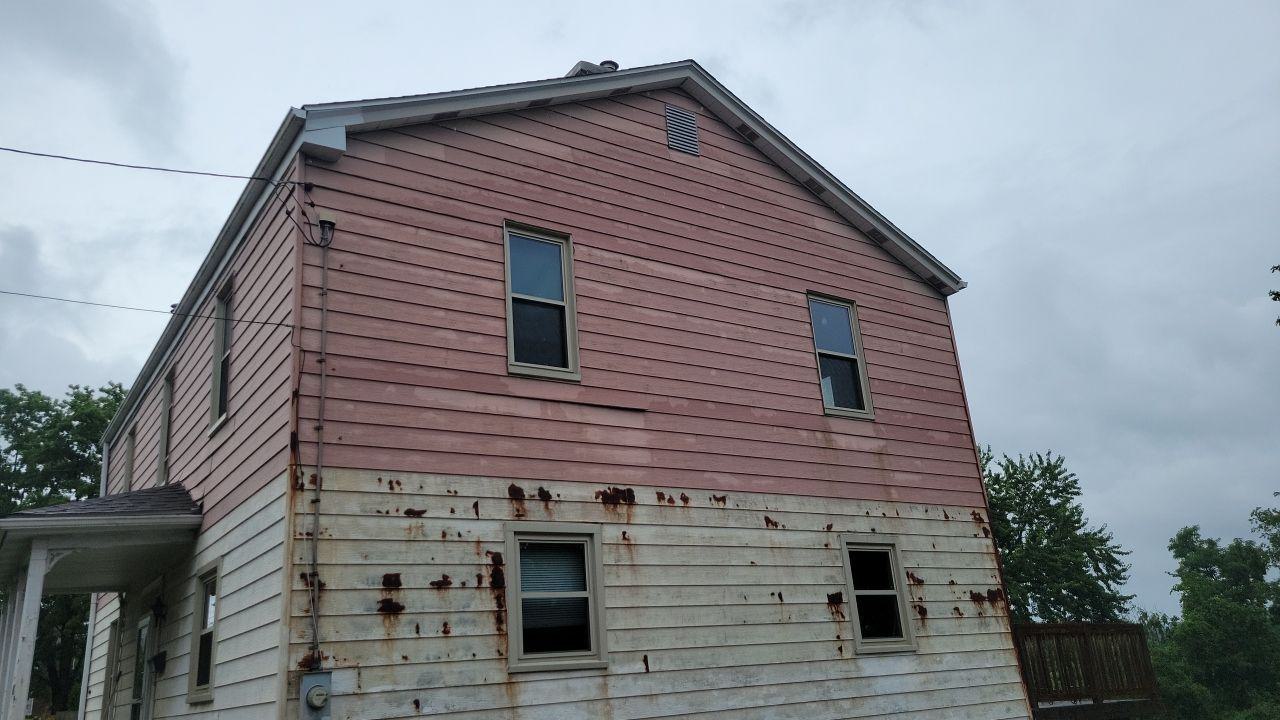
[0,514,203,534]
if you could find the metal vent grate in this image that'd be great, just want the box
[664,104,700,155]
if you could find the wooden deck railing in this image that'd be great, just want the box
[1013,623,1160,719]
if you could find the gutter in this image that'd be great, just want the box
[99,109,307,452]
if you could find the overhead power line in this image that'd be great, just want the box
[0,289,295,329]
[0,145,301,185]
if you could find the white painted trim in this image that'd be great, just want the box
[0,515,201,533]
[76,598,98,720]
[5,539,48,720]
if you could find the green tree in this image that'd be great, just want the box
[1143,495,1280,720]
[979,447,1132,622]
[0,383,125,713]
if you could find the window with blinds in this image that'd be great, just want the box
[505,525,607,671]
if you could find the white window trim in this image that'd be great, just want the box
[839,533,917,654]
[187,559,221,703]
[503,223,581,382]
[504,522,607,672]
[807,293,875,420]
[209,280,233,431]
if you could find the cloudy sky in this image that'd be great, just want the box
[0,0,1276,614]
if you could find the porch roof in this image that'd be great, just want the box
[0,484,202,594]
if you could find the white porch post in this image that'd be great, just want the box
[0,570,28,720]
[0,578,18,719]
[4,539,48,720]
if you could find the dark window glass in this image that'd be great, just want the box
[196,633,213,687]
[809,300,856,355]
[522,597,591,653]
[819,355,863,410]
[512,300,567,368]
[217,356,230,416]
[855,594,904,639]
[849,550,896,590]
[509,234,564,301]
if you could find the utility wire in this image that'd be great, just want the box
[0,145,302,185]
[0,289,295,329]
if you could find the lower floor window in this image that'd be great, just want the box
[505,523,607,671]
[842,537,916,653]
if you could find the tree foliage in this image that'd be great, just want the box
[1143,495,1280,719]
[0,383,125,712]
[979,447,1132,622]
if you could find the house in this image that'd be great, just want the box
[0,59,1032,719]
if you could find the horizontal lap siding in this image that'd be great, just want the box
[93,475,290,719]
[289,470,1028,720]
[298,90,984,506]
[105,163,298,529]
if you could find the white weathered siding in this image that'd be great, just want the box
[82,474,290,719]
[289,469,1031,719]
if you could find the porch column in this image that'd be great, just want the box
[3,539,48,720]
[0,577,18,719]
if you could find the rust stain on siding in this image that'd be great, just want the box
[429,575,453,589]
[507,484,527,518]
[377,598,405,614]
[826,591,846,619]
[709,494,727,506]
[382,573,402,589]
[763,516,780,529]
[906,571,925,585]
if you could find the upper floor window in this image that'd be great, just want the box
[158,368,174,485]
[210,282,232,428]
[808,295,873,419]
[124,427,136,489]
[504,225,579,381]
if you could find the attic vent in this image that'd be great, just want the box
[664,105,700,155]
[527,98,553,108]
[735,122,760,142]
[802,178,827,195]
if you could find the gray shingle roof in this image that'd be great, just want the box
[3,483,200,518]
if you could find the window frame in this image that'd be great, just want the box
[187,559,221,703]
[504,521,607,672]
[123,427,136,490]
[807,293,875,420]
[209,280,233,433]
[99,619,121,720]
[839,534,916,654]
[503,223,581,382]
[157,368,173,485]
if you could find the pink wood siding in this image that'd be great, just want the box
[106,167,298,528]
[295,90,986,508]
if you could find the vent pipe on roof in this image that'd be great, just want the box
[565,59,620,77]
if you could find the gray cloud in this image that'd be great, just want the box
[0,0,184,154]
[0,0,1275,616]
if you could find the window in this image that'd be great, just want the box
[188,563,219,702]
[840,537,915,654]
[504,225,579,380]
[808,295,873,418]
[505,523,607,671]
[210,282,233,427]
[129,614,154,720]
[99,619,121,720]
[158,370,173,485]
[124,427,136,489]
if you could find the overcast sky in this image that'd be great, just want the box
[1,0,1276,615]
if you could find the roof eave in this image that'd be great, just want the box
[0,513,203,534]
[298,60,966,295]
[100,109,307,447]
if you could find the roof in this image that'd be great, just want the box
[101,58,965,449]
[0,483,200,522]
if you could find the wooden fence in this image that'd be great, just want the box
[1013,623,1160,719]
